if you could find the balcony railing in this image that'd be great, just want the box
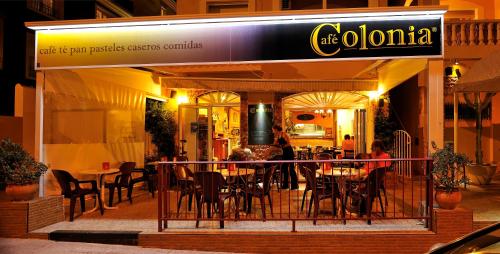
[155,158,433,232]
[27,0,56,18]
[445,20,500,46]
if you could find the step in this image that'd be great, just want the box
[48,230,141,246]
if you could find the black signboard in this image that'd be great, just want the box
[36,13,443,69]
[248,104,274,145]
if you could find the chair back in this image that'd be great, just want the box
[174,165,193,180]
[174,156,194,179]
[52,169,76,198]
[262,166,276,193]
[302,167,319,194]
[194,171,226,203]
[118,162,136,185]
[344,150,355,159]
[317,153,333,160]
[366,167,387,196]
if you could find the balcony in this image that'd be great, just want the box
[445,20,500,59]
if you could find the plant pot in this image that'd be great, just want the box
[5,183,39,201]
[435,189,462,210]
[466,164,497,185]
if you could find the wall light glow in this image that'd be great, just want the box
[176,95,189,105]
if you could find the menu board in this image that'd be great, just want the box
[248,104,274,145]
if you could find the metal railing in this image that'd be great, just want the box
[445,20,500,46]
[156,158,433,232]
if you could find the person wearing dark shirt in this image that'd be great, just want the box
[272,125,298,190]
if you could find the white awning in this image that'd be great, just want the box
[161,77,377,92]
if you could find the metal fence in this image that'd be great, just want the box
[156,158,433,232]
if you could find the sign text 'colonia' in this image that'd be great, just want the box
[310,23,436,57]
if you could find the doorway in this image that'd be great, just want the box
[178,92,240,162]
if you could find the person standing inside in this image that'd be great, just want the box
[341,134,355,159]
[272,125,298,190]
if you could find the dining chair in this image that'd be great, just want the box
[344,150,355,159]
[268,154,283,191]
[105,162,135,206]
[298,161,322,212]
[194,171,239,229]
[52,169,103,221]
[244,165,276,221]
[173,161,196,216]
[342,167,387,224]
[301,166,343,225]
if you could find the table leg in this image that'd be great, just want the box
[100,174,118,210]
[83,197,99,214]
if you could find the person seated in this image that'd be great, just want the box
[370,140,391,170]
[353,153,369,169]
[360,140,391,176]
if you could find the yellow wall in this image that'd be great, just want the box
[442,0,500,19]
[336,109,355,147]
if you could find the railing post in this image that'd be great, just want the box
[460,23,466,46]
[425,159,434,230]
[157,163,163,232]
[496,22,500,45]
[451,23,458,46]
[479,22,486,45]
[469,22,476,46]
[487,22,494,45]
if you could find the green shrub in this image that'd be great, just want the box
[0,139,48,186]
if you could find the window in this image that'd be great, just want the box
[25,32,35,79]
[28,0,56,17]
[0,18,3,70]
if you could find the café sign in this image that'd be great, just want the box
[29,10,444,69]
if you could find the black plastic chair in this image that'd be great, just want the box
[245,165,276,221]
[194,171,239,229]
[344,150,355,159]
[52,169,103,221]
[301,166,343,225]
[268,154,283,191]
[298,161,322,212]
[342,167,387,224]
[173,161,196,215]
[105,162,136,206]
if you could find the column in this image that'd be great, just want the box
[453,92,458,152]
[427,59,444,153]
[366,99,376,153]
[35,71,45,197]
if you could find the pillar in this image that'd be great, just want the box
[35,71,44,197]
[427,59,444,153]
[366,99,376,153]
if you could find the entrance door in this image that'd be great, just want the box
[178,106,211,163]
[179,104,240,164]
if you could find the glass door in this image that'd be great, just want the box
[178,105,211,164]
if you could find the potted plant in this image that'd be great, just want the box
[463,92,497,185]
[145,99,178,161]
[0,139,48,201]
[431,142,469,210]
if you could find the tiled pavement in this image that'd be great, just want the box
[0,238,228,254]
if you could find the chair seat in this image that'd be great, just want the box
[76,188,98,196]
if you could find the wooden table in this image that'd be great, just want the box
[80,168,120,212]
